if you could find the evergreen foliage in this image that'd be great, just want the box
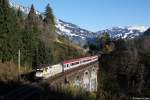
[0,2,82,69]
[43,4,56,39]
[98,32,115,53]
[101,32,111,44]
[0,0,17,62]
[44,4,55,25]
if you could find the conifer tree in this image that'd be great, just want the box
[44,3,56,39]
[27,4,38,27]
[21,4,39,67]
[101,32,111,44]
[99,32,111,52]
[44,4,55,25]
[0,0,14,62]
[15,8,24,61]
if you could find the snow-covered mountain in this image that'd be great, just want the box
[10,2,150,46]
[97,26,149,39]
[56,19,96,46]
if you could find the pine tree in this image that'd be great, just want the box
[27,4,38,27]
[44,4,55,25]
[101,32,111,44]
[0,0,14,62]
[99,32,111,52]
[43,4,56,40]
[20,4,38,67]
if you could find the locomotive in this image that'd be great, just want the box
[35,55,98,79]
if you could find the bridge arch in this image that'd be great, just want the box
[82,70,90,91]
[91,67,97,78]
[90,67,98,91]
[74,75,81,86]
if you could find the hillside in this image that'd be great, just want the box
[51,36,84,63]
[56,19,96,46]
[97,30,150,99]
[0,1,84,70]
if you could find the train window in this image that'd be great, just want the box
[83,59,91,63]
[49,66,52,68]
[67,64,69,67]
[37,69,43,72]
[64,64,68,68]
[44,68,48,71]
[71,62,79,66]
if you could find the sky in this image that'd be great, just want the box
[11,0,150,32]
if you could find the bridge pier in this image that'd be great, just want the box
[90,67,98,91]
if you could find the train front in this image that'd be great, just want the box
[34,68,44,80]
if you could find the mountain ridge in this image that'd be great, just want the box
[97,26,149,39]
[10,2,150,45]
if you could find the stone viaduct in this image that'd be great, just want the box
[47,61,99,92]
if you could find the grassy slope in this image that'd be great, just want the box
[50,36,85,63]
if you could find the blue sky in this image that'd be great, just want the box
[11,0,150,32]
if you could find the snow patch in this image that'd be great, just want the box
[127,26,149,32]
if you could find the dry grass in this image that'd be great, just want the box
[0,62,32,82]
[40,83,96,100]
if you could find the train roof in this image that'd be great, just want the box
[63,58,80,64]
[36,55,98,67]
[63,56,96,64]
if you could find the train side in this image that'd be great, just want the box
[63,55,98,71]
[35,55,98,79]
[35,64,62,79]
